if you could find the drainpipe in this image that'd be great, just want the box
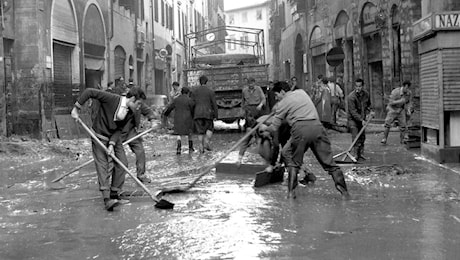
[0,2,6,136]
[134,2,138,84]
[151,0,156,94]
[107,0,114,83]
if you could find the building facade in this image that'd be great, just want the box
[414,0,460,162]
[225,1,272,79]
[0,0,222,138]
[270,0,422,121]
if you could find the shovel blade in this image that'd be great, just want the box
[155,199,174,209]
[254,166,285,188]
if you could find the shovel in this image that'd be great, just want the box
[48,125,158,189]
[158,112,275,196]
[75,117,174,209]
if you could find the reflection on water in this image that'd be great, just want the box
[115,182,281,259]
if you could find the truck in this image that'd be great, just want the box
[183,26,270,127]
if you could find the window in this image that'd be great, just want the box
[256,9,262,20]
[228,14,234,24]
[154,0,159,22]
[161,0,165,26]
[242,12,248,23]
[227,35,236,50]
[241,33,249,49]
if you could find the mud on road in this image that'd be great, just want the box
[1,130,460,259]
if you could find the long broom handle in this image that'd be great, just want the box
[347,114,374,149]
[75,118,160,203]
[51,125,157,183]
[333,114,374,159]
[186,112,275,189]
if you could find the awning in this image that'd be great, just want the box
[84,57,105,71]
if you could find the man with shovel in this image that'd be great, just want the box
[71,87,147,211]
[265,82,350,199]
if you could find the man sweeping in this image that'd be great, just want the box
[265,82,350,199]
[70,87,146,211]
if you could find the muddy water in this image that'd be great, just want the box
[1,132,460,259]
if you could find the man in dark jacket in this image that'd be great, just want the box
[346,78,373,161]
[191,75,218,153]
[71,87,146,211]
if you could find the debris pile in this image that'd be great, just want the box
[344,164,412,187]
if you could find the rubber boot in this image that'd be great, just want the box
[287,167,299,199]
[381,127,390,145]
[400,131,406,144]
[188,140,195,152]
[176,140,181,155]
[357,145,367,161]
[330,169,350,199]
[299,170,317,186]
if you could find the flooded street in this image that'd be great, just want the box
[1,129,460,259]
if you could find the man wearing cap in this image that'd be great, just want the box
[237,77,267,165]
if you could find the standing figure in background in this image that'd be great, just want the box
[191,75,218,153]
[163,87,195,154]
[346,78,372,161]
[311,78,333,127]
[328,77,344,124]
[381,80,412,145]
[237,77,267,166]
[169,81,182,102]
[290,76,300,90]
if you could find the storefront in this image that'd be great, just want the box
[333,10,353,96]
[414,11,460,163]
[361,2,385,119]
[309,26,326,84]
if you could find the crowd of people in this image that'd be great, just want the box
[72,72,412,210]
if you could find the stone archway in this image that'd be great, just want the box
[82,3,106,92]
[309,26,326,84]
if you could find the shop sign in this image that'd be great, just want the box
[435,12,460,29]
[413,15,433,40]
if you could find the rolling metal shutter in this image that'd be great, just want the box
[420,50,439,129]
[53,42,72,113]
[442,49,460,111]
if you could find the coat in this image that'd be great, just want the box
[191,85,218,120]
[163,94,195,135]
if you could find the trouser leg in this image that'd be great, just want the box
[381,127,390,144]
[110,141,127,193]
[310,126,350,197]
[129,138,146,177]
[92,139,111,199]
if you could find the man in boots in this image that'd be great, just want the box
[237,77,267,165]
[266,82,350,199]
[346,78,372,162]
[381,80,412,145]
[71,87,147,211]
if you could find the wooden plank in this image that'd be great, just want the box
[215,163,266,175]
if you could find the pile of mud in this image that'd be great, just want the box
[344,164,413,187]
[0,136,91,160]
